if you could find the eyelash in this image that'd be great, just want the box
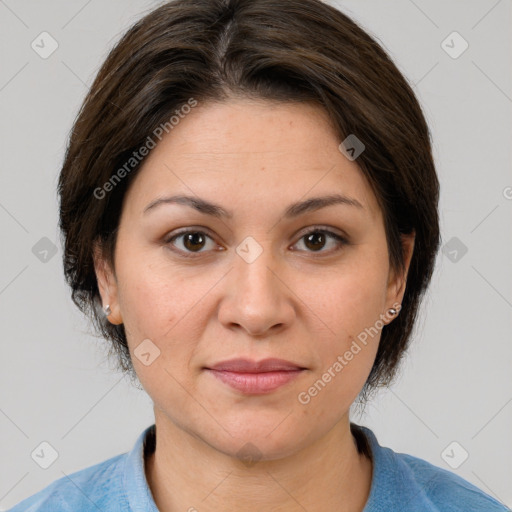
[164,226,348,259]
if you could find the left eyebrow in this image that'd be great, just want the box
[143,193,365,219]
[283,193,364,218]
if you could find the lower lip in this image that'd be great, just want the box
[206,369,304,394]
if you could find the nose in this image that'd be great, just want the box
[217,242,296,337]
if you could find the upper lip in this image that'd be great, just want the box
[206,358,306,373]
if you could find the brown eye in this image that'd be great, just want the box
[304,232,327,251]
[182,232,207,251]
[167,230,216,255]
[293,229,347,254]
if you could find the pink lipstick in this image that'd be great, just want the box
[204,358,306,394]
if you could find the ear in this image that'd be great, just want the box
[93,241,123,325]
[385,231,415,314]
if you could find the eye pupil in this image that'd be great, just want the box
[304,232,325,251]
[184,232,205,251]
[170,228,342,257]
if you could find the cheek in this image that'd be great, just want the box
[115,247,197,337]
[298,256,388,391]
[117,272,172,339]
[299,280,383,415]
[310,258,389,338]
[114,251,214,381]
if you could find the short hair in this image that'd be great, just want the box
[58,0,440,397]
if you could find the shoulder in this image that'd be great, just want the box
[7,453,127,512]
[397,451,509,511]
[357,425,510,512]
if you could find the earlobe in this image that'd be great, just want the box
[93,241,123,325]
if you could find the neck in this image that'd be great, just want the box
[145,411,372,512]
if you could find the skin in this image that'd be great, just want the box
[94,99,414,512]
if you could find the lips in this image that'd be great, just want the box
[204,358,307,394]
[205,357,306,373]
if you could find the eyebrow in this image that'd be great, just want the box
[143,193,364,219]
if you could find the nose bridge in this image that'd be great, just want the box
[237,244,277,296]
[235,234,281,306]
[219,234,293,335]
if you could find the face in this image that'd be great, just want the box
[94,99,414,460]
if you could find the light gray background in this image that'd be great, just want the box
[1,0,511,509]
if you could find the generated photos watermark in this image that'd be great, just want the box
[297,302,401,405]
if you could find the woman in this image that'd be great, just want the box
[9,0,508,510]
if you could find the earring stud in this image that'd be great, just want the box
[104,304,112,316]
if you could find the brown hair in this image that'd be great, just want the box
[58,0,440,397]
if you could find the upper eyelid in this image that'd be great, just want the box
[295,225,348,240]
[166,226,347,250]
[167,225,347,240]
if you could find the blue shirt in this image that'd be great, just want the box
[8,424,509,511]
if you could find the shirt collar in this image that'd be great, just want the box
[123,424,159,512]
[360,425,438,511]
[122,423,436,512]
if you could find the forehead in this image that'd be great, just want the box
[123,99,381,221]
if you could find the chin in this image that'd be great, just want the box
[199,416,317,463]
